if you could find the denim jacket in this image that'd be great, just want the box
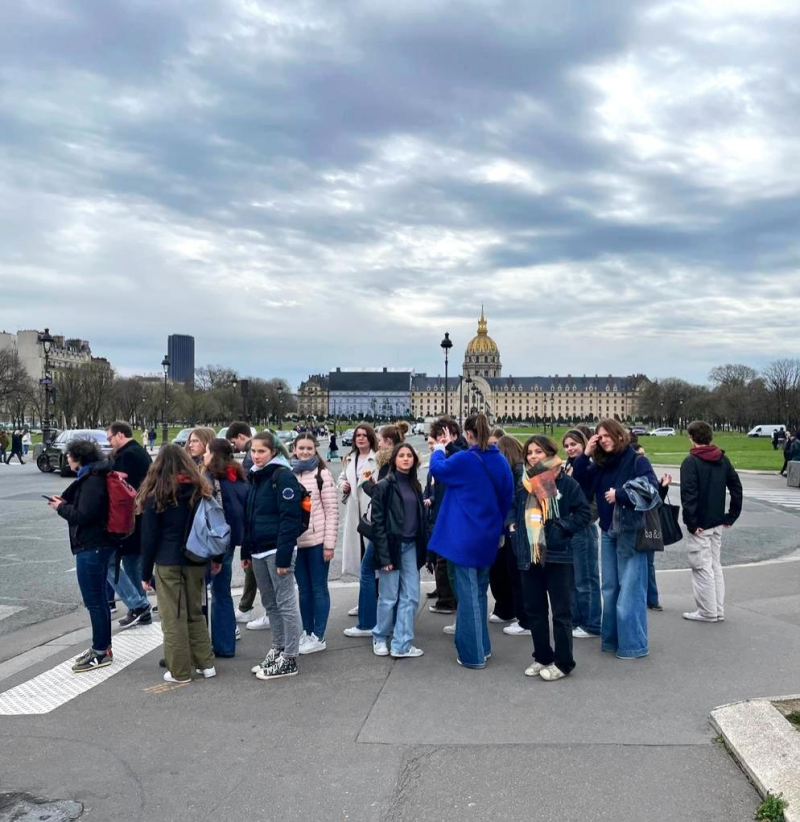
[611,476,661,535]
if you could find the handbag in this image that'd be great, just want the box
[659,492,683,546]
[357,501,374,541]
[634,506,665,553]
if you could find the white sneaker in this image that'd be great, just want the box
[195,666,217,678]
[163,672,191,683]
[373,640,389,656]
[489,613,512,624]
[235,608,257,623]
[343,626,373,637]
[682,611,718,622]
[717,615,725,622]
[525,661,546,677]
[235,626,242,641]
[443,622,456,635]
[503,622,531,636]
[298,631,311,649]
[572,627,597,639]
[348,605,359,617]
[300,634,327,655]
[246,614,271,631]
[540,664,566,681]
[391,646,424,658]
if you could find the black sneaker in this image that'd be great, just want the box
[138,605,153,625]
[108,601,118,614]
[425,589,439,599]
[255,654,298,680]
[118,604,151,629]
[72,648,113,673]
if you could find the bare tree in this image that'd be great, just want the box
[81,361,116,427]
[761,358,800,428]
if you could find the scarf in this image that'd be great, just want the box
[690,444,723,462]
[292,455,319,474]
[521,456,563,565]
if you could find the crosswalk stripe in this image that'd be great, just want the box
[0,605,25,622]
[0,624,163,715]
[746,490,800,510]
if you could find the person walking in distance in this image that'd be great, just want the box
[292,433,339,655]
[22,429,31,456]
[680,421,743,623]
[0,429,8,463]
[5,429,24,464]
[148,426,157,452]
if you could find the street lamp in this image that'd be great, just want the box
[465,376,473,420]
[38,328,54,444]
[440,332,453,417]
[161,355,170,448]
[679,397,684,434]
[550,392,555,434]
[232,378,238,419]
[277,385,284,430]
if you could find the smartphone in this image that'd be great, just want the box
[42,494,54,501]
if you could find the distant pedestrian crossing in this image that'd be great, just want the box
[745,489,800,511]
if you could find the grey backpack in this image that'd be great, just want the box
[183,496,231,564]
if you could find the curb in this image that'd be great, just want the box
[710,696,800,821]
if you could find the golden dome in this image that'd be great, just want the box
[465,307,499,356]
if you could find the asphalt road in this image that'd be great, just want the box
[0,439,798,637]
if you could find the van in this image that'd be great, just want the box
[747,424,786,438]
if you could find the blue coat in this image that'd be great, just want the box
[428,444,514,568]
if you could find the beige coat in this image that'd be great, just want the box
[337,449,377,576]
[295,467,339,553]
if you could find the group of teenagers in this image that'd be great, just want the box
[49,409,742,684]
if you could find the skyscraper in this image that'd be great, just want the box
[167,334,195,384]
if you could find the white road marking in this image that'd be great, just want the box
[746,490,800,510]
[0,605,25,622]
[0,623,164,715]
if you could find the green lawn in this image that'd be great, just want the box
[505,427,783,471]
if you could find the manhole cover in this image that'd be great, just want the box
[0,793,83,821]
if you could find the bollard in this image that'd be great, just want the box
[787,461,800,488]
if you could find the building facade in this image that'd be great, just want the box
[167,334,195,385]
[328,368,412,418]
[296,374,329,419]
[0,329,93,379]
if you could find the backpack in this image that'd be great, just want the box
[183,496,232,564]
[106,471,137,538]
[271,467,313,534]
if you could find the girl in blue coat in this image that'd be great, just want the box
[428,414,514,668]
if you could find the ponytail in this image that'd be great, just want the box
[464,413,491,451]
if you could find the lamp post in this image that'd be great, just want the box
[679,397,684,434]
[277,385,284,430]
[241,379,249,422]
[161,355,170,448]
[465,376,473,420]
[38,328,54,444]
[440,332,453,417]
[549,392,555,434]
[232,378,238,420]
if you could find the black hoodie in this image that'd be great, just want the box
[679,447,743,534]
[57,460,112,554]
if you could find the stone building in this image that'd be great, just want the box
[296,374,329,419]
[0,329,93,379]
[328,368,412,418]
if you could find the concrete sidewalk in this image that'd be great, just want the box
[0,560,798,820]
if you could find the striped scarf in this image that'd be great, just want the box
[521,457,563,565]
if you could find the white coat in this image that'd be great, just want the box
[337,449,377,577]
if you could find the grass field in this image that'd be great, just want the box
[505,427,784,472]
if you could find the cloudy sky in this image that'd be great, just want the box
[2,0,799,388]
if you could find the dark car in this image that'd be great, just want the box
[630,425,649,436]
[35,429,113,476]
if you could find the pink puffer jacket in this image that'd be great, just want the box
[296,467,339,552]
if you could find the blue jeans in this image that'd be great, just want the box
[106,554,149,611]
[646,551,660,607]
[453,564,491,668]
[572,525,601,634]
[356,541,378,631]
[600,530,649,658]
[373,542,420,654]
[121,554,148,604]
[295,544,331,640]
[76,548,116,653]
[207,551,236,657]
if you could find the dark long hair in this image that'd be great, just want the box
[593,418,630,467]
[348,422,378,455]
[136,444,211,514]
[389,443,421,494]
[497,435,524,468]
[522,434,559,464]
[464,413,491,450]
[205,438,246,481]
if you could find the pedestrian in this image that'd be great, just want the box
[244,431,305,681]
[680,421,743,623]
[328,432,339,461]
[780,433,793,476]
[138,445,217,683]
[337,423,378,627]
[47,438,116,672]
[148,427,157,452]
[22,429,31,456]
[106,421,153,629]
[772,428,780,450]
[202,438,248,657]
[790,431,800,464]
[292,433,338,655]
[562,429,601,638]
[428,413,514,669]
[572,419,660,660]
[186,427,215,465]
[0,429,8,463]
[492,435,530,636]
[426,417,468,631]
[510,435,590,681]
[5,429,24,464]
[371,442,429,658]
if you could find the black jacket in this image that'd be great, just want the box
[370,473,428,570]
[140,484,197,580]
[509,468,590,568]
[242,464,303,567]
[679,452,743,534]
[206,471,249,548]
[57,461,112,554]
[112,439,153,556]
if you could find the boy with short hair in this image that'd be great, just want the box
[680,421,742,623]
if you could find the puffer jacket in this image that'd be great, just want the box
[57,460,113,554]
[295,466,339,552]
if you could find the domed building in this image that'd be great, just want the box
[463,307,502,379]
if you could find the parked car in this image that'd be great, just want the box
[35,429,113,476]
[412,423,429,436]
[649,427,676,437]
[747,424,786,439]
[341,428,355,447]
[171,428,195,447]
[630,426,649,436]
[276,430,298,448]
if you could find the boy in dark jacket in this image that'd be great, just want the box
[244,432,304,680]
[680,421,743,623]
